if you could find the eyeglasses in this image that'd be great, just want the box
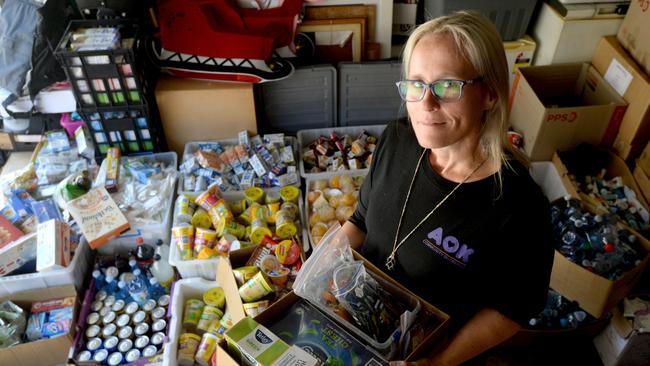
[395,78,480,103]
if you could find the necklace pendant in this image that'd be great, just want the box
[386,255,396,271]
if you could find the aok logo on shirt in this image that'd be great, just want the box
[422,227,474,268]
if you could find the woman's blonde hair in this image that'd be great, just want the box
[401,11,526,184]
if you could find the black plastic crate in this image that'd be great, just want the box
[80,105,160,156]
[54,19,148,109]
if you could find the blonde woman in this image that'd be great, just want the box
[341,12,554,365]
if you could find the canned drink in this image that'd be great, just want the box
[91,300,103,312]
[152,307,166,320]
[196,306,223,333]
[104,295,116,307]
[173,225,195,260]
[102,311,117,325]
[244,187,264,205]
[135,335,150,349]
[102,323,117,338]
[85,324,101,339]
[177,333,201,366]
[142,345,158,357]
[95,290,108,302]
[274,239,300,265]
[99,306,111,317]
[183,299,205,330]
[175,194,195,223]
[143,299,157,313]
[112,299,126,313]
[93,349,109,363]
[118,338,133,353]
[132,324,147,338]
[219,310,234,330]
[151,331,165,346]
[238,205,253,226]
[103,336,119,352]
[133,310,147,325]
[238,270,273,302]
[215,234,236,254]
[152,319,167,333]
[86,337,102,352]
[203,287,225,308]
[280,186,300,203]
[243,300,270,317]
[229,199,247,216]
[120,272,135,284]
[157,295,171,308]
[125,348,141,363]
[118,326,133,340]
[116,313,130,328]
[191,208,212,229]
[87,312,100,326]
[250,219,272,245]
[76,350,92,362]
[107,351,123,366]
[125,302,139,316]
[275,209,297,238]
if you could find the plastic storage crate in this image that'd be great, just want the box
[169,190,309,280]
[178,136,299,195]
[54,19,147,109]
[303,171,367,249]
[0,237,93,297]
[96,152,178,256]
[80,105,160,156]
[338,61,406,126]
[259,65,337,133]
[422,0,538,41]
[297,124,387,180]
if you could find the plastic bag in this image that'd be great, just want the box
[293,222,353,305]
[0,300,26,349]
[333,261,399,342]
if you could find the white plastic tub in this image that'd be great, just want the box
[98,152,178,254]
[304,171,367,249]
[178,137,299,195]
[169,190,308,280]
[0,237,93,297]
[297,124,386,180]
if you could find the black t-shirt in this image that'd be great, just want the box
[349,120,554,329]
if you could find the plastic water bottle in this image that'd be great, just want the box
[150,254,175,290]
[115,280,132,302]
[148,277,166,301]
[92,270,105,291]
[104,275,118,294]
[154,239,170,262]
[128,269,150,305]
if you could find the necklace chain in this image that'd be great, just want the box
[385,149,487,271]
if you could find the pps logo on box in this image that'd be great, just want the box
[547,112,577,123]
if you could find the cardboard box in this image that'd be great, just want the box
[155,76,257,158]
[531,2,623,66]
[592,36,650,161]
[593,306,650,366]
[633,164,650,205]
[0,285,77,366]
[549,212,650,318]
[36,220,70,272]
[638,140,650,177]
[504,36,536,89]
[508,63,627,161]
[617,0,650,77]
[551,149,650,217]
[216,251,450,365]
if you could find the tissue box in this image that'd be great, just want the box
[36,220,70,272]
